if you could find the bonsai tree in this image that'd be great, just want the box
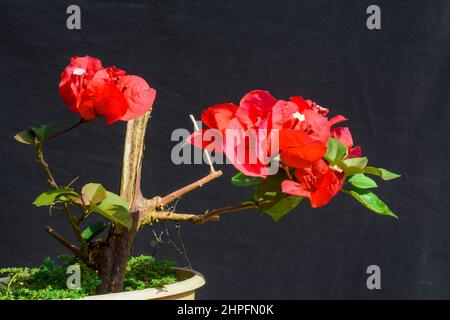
[14,55,400,294]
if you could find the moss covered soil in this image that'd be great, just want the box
[0,255,177,300]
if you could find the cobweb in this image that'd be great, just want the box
[147,199,192,269]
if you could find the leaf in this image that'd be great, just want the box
[81,222,109,242]
[231,172,263,187]
[364,167,401,180]
[343,157,368,168]
[33,188,79,207]
[81,183,107,205]
[14,129,36,145]
[262,196,303,222]
[32,124,56,142]
[254,172,302,221]
[90,191,132,229]
[348,173,378,189]
[254,172,285,206]
[324,137,348,164]
[334,159,363,176]
[345,187,398,218]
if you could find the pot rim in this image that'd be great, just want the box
[83,267,205,300]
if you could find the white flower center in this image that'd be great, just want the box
[73,68,86,75]
[293,112,305,122]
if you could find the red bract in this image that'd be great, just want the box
[281,160,344,207]
[59,56,156,125]
[188,90,355,185]
[188,90,279,177]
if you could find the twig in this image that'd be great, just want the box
[46,118,88,142]
[46,226,86,259]
[63,204,88,255]
[66,176,79,188]
[35,144,87,253]
[35,144,58,189]
[200,202,258,221]
[281,164,293,180]
[140,202,258,226]
[189,114,215,173]
[158,170,223,207]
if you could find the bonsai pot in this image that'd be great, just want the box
[1,267,205,300]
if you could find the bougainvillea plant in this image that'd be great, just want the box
[14,55,400,294]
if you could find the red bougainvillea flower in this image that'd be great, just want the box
[281,159,344,207]
[277,129,327,168]
[59,56,156,125]
[188,90,279,177]
[268,96,349,168]
[188,90,356,178]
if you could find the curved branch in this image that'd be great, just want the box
[46,226,86,260]
[158,170,223,207]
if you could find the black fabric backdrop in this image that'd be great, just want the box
[0,0,449,299]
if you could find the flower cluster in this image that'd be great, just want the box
[59,56,156,125]
[188,90,399,219]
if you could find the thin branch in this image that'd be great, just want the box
[189,114,215,173]
[140,202,257,226]
[46,118,88,142]
[46,226,86,259]
[158,170,223,207]
[200,202,258,222]
[63,204,88,255]
[35,144,58,189]
[66,176,79,188]
[281,164,293,180]
[35,144,87,253]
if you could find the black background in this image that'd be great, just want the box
[1,0,449,299]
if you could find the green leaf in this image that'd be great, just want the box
[231,172,262,187]
[81,183,107,205]
[90,192,132,229]
[254,173,285,206]
[14,130,36,145]
[81,222,109,242]
[33,188,79,207]
[324,138,348,164]
[32,124,56,142]
[334,159,363,176]
[348,173,378,189]
[345,187,398,218]
[262,196,303,222]
[364,167,401,180]
[343,157,368,169]
[254,172,302,221]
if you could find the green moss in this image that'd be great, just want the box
[0,255,177,300]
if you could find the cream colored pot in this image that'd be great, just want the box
[1,267,206,300]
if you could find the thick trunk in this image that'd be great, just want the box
[94,225,137,294]
[94,112,150,294]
